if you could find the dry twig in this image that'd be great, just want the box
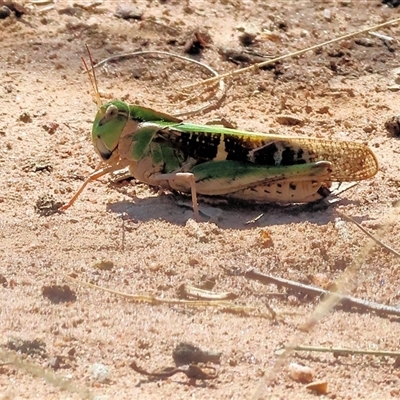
[90,50,226,117]
[130,361,218,380]
[178,283,238,300]
[66,275,274,319]
[338,212,400,259]
[0,349,93,399]
[184,17,400,90]
[286,345,400,358]
[252,202,400,400]
[244,268,400,318]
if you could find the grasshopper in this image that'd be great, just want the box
[61,52,378,219]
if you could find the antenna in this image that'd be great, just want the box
[82,44,102,109]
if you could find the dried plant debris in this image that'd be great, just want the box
[114,4,143,20]
[57,2,103,16]
[73,1,103,12]
[219,47,271,66]
[242,269,400,318]
[288,344,400,359]
[42,284,77,303]
[6,338,47,357]
[384,114,400,136]
[306,380,328,395]
[239,31,257,46]
[35,194,63,216]
[196,275,216,290]
[354,38,375,47]
[18,112,32,123]
[184,31,212,54]
[47,356,62,371]
[66,275,274,319]
[130,361,218,380]
[275,114,305,126]
[92,260,114,271]
[172,343,222,366]
[57,6,82,16]
[178,283,238,300]
[0,274,7,287]
[185,18,400,90]
[41,122,59,135]
[0,1,27,18]
[23,160,52,173]
[0,5,10,18]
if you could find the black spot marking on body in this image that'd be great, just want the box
[249,142,309,166]
[224,136,253,161]
[297,149,304,161]
[281,147,298,165]
[279,145,308,165]
[160,130,222,161]
[248,142,278,165]
[289,183,297,190]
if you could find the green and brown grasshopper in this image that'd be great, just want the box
[61,53,378,219]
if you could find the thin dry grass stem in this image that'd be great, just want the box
[89,50,226,117]
[0,349,94,399]
[130,361,218,380]
[286,345,400,358]
[244,269,400,318]
[369,31,394,42]
[338,211,400,258]
[252,204,400,400]
[179,283,238,300]
[66,276,275,319]
[183,17,400,91]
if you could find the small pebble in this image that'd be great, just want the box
[114,4,143,20]
[288,362,315,383]
[18,112,32,123]
[322,8,332,21]
[363,123,375,133]
[276,114,304,126]
[239,31,257,46]
[42,122,59,135]
[0,6,11,19]
[306,380,328,395]
[48,356,61,370]
[385,115,400,136]
[89,363,110,383]
[387,84,400,92]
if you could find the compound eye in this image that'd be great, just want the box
[106,105,118,118]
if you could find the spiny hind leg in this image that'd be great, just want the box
[227,161,333,203]
[256,161,333,203]
[188,160,332,196]
[228,180,332,203]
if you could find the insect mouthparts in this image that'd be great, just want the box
[100,150,112,160]
[95,138,113,160]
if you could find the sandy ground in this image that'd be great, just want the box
[1,1,400,399]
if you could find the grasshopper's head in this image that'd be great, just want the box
[92,100,130,161]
